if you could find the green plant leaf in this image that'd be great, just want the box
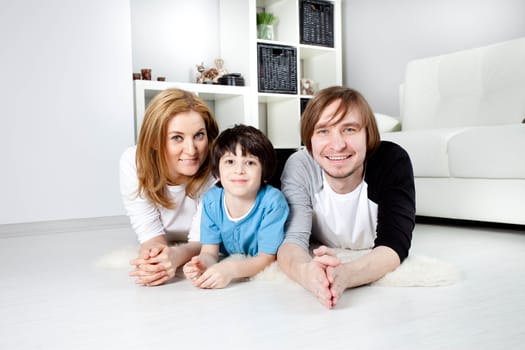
[257,12,277,25]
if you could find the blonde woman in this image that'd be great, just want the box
[120,88,219,286]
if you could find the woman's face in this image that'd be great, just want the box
[164,111,209,185]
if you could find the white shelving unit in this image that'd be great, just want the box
[133,80,252,141]
[133,0,342,148]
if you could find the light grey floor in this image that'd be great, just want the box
[1,217,524,350]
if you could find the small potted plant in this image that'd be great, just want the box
[257,11,277,40]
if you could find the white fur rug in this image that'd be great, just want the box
[95,245,461,287]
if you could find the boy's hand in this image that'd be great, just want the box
[183,255,207,282]
[193,262,234,289]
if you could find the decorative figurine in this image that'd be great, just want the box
[301,78,315,95]
[196,62,206,83]
[203,68,219,83]
[141,68,152,80]
[196,59,229,84]
[215,58,228,78]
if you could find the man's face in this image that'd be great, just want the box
[310,99,367,193]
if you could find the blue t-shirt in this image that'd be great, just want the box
[200,184,289,256]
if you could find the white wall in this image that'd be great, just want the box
[130,0,220,83]
[342,0,525,117]
[3,0,523,225]
[0,0,135,224]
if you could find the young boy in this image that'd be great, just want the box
[183,124,289,289]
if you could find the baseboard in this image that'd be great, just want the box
[0,215,130,239]
[3,215,520,240]
[416,216,525,232]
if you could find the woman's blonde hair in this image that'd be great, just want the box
[301,86,380,158]
[135,88,219,208]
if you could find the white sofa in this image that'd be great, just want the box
[382,37,525,226]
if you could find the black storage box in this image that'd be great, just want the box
[257,43,297,94]
[300,0,334,48]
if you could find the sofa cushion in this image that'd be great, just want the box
[401,37,525,131]
[374,113,401,133]
[448,124,525,179]
[382,128,466,177]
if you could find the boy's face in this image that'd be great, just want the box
[218,144,262,201]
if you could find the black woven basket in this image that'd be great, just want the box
[257,43,297,94]
[300,97,311,115]
[300,0,334,48]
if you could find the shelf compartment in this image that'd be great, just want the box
[300,47,338,93]
[133,80,251,140]
[261,98,301,148]
[256,0,299,43]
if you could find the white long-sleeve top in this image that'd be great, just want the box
[119,146,215,243]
